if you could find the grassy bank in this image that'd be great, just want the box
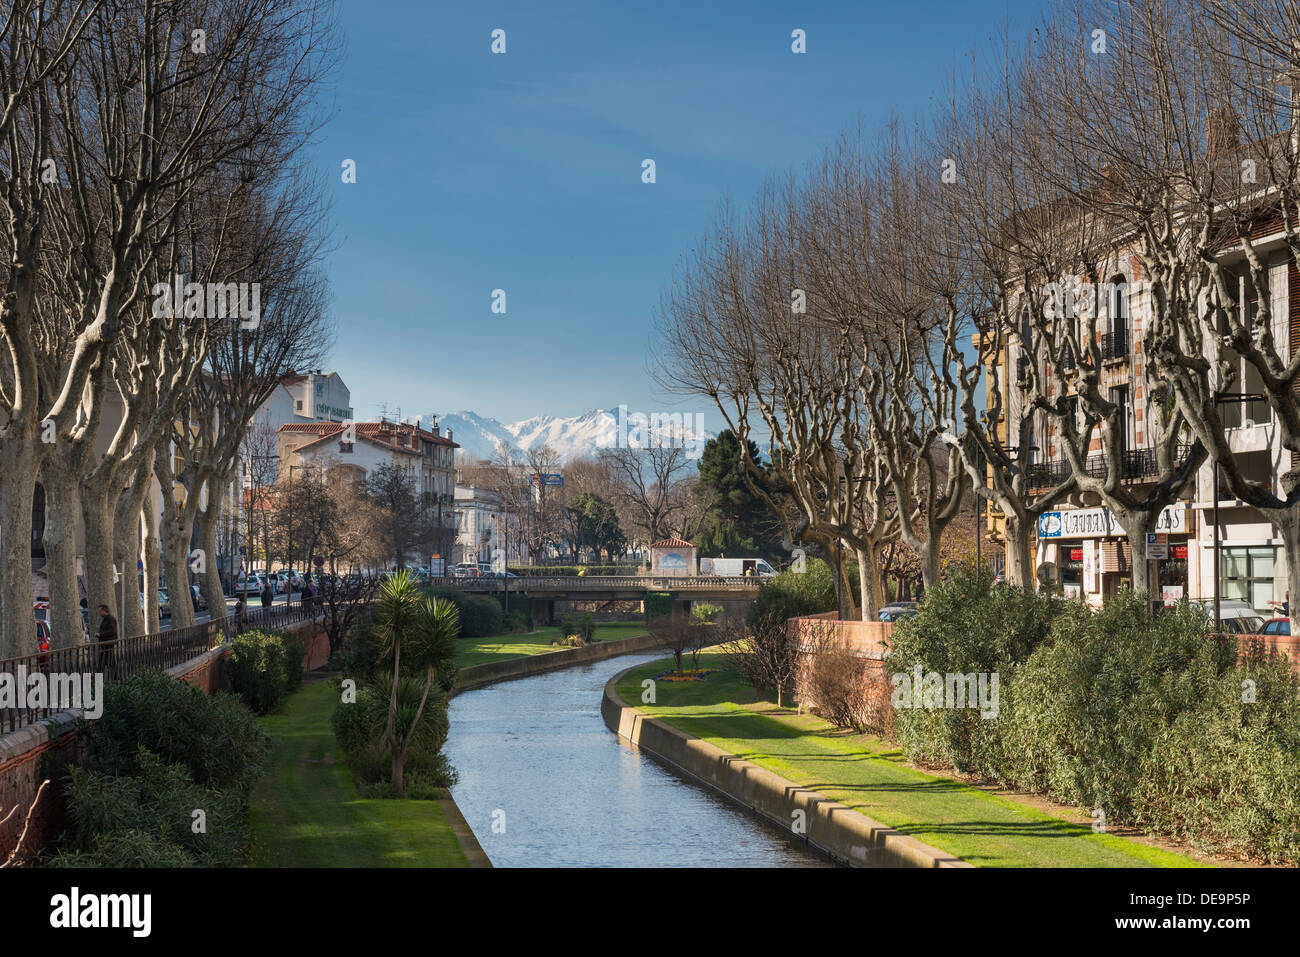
[453,621,647,668]
[248,680,470,867]
[615,651,1208,868]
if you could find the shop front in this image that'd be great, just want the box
[1037,503,1190,606]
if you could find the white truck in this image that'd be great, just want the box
[699,557,777,578]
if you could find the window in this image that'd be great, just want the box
[1109,385,1132,457]
[1221,546,1276,612]
[1221,275,1270,428]
[295,399,304,411]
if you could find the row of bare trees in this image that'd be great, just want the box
[658,0,1300,631]
[0,0,339,656]
[460,445,706,565]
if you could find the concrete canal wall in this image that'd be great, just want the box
[600,663,971,869]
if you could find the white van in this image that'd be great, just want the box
[699,557,777,578]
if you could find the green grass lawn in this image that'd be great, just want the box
[616,651,1208,868]
[248,680,470,867]
[453,620,647,668]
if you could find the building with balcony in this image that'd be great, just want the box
[990,255,1296,614]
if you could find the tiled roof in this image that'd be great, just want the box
[650,538,696,549]
[279,422,344,434]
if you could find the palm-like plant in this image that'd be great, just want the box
[374,570,460,797]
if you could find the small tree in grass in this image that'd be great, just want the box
[375,570,459,798]
[718,610,799,708]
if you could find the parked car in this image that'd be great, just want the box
[1191,598,1264,635]
[1259,617,1291,637]
[878,601,919,623]
[35,619,51,664]
[453,562,482,578]
[33,598,89,646]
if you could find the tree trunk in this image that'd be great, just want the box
[0,451,40,658]
[115,494,144,642]
[159,499,197,629]
[1003,512,1035,589]
[1122,510,1155,598]
[80,480,116,625]
[142,481,161,634]
[1279,515,1300,639]
[41,469,85,650]
[856,546,884,620]
[196,501,226,625]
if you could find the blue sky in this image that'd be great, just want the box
[313,0,1043,426]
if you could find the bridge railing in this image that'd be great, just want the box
[426,575,759,590]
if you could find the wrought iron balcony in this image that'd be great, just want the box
[1025,443,1195,488]
[1100,329,1129,360]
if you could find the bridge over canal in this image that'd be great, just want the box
[427,575,761,625]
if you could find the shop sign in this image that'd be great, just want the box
[1038,503,1186,539]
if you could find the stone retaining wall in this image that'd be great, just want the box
[600,662,970,869]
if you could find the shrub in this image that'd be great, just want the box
[561,612,596,643]
[644,592,674,621]
[458,594,504,637]
[82,670,269,798]
[886,562,1064,776]
[331,678,457,794]
[883,580,1300,864]
[692,603,722,623]
[424,587,504,637]
[505,609,531,632]
[747,558,845,627]
[229,629,297,714]
[49,747,247,867]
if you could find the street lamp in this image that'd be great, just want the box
[1211,392,1264,634]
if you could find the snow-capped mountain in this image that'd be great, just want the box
[429,407,713,464]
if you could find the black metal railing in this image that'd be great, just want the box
[1025,443,1195,488]
[1025,459,1071,488]
[0,602,322,737]
[1100,329,1129,360]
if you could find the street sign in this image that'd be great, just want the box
[137,559,143,571]
[530,473,565,487]
[1147,532,1168,560]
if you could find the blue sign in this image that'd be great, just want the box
[1038,512,1063,538]
[530,473,565,487]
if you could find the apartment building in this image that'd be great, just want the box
[279,417,458,501]
[990,251,1295,614]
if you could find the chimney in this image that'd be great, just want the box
[448,429,453,443]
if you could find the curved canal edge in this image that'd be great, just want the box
[451,631,669,696]
[444,630,669,867]
[600,663,973,869]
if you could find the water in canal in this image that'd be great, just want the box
[446,651,832,867]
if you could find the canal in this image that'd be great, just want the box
[446,650,833,867]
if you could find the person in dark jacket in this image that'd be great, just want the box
[261,582,273,608]
[95,604,117,675]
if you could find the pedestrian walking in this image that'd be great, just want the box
[261,582,273,609]
[95,604,117,677]
[234,596,247,628]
